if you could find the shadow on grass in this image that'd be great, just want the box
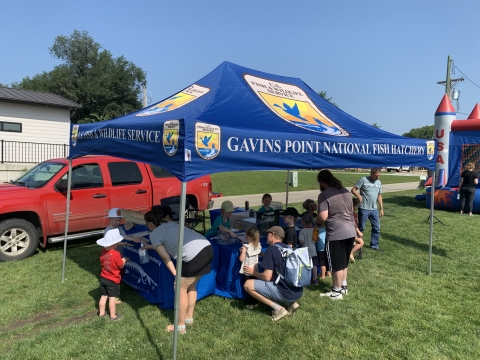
[85,280,167,359]
[57,239,165,359]
[383,232,447,258]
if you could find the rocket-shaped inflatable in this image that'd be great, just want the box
[434,94,456,186]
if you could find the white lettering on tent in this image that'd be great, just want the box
[227,137,281,153]
[226,137,425,157]
[76,127,162,144]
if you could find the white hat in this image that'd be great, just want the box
[106,208,123,218]
[96,228,124,247]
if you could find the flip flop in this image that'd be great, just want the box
[166,324,186,334]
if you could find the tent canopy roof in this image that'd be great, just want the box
[70,61,436,181]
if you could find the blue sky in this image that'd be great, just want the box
[1,0,479,135]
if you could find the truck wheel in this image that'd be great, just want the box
[387,169,392,172]
[396,169,400,172]
[0,219,38,262]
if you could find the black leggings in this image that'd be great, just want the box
[460,187,476,213]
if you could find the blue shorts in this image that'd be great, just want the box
[254,280,293,303]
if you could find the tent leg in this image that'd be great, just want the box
[172,182,186,360]
[61,159,73,283]
[427,171,435,275]
[285,170,290,207]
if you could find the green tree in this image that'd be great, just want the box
[12,30,146,123]
[402,125,434,139]
[318,91,338,107]
[372,123,381,129]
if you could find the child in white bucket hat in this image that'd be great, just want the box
[97,228,129,321]
[104,208,135,305]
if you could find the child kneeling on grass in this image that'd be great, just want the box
[97,228,129,321]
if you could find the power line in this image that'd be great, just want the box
[453,65,480,90]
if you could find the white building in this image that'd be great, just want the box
[0,87,81,181]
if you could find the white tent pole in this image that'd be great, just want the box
[172,181,187,360]
[285,170,290,207]
[61,159,73,283]
[427,171,436,275]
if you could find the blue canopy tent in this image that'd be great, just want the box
[69,61,435,178]
[65,62,436,358]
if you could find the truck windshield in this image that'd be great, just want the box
[12,161,65,188]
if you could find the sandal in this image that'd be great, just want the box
[166,324,186,334]
[185,318,194,325]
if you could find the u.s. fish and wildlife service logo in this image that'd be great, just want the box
[195,122,220,160]
[426,140,435,161]
[163,120,179,156]
[136,84,210,117]
[244,75,348,136]
[71,125,79,147]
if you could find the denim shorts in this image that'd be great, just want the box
[254,280,292,303]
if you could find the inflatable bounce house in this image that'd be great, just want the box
[425,94,480,212]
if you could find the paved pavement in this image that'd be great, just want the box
[210,181,420,209]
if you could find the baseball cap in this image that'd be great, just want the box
[280,207,300,218]
[266,226,285,239]
[106,208,123,218]
[221,200,235,212]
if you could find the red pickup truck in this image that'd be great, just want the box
[0,156,214,262]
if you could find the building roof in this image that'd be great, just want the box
[0,87,82,109]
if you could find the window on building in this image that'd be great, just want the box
[0,121,22,132]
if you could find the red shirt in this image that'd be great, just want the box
[100,248,124,284]
[353,212,358,227]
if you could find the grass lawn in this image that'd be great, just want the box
[211,170,423,196]
[1,189,478,359]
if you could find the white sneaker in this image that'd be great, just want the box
[320,288,343,300]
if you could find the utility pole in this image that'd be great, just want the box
[436,55,464,98]
[445,55,451,95]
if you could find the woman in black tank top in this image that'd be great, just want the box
[459,162,478,216]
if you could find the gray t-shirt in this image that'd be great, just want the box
[355,176,382,210]
[149,222,210,262]
[318,187,356,242]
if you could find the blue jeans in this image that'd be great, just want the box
[358,208,380,249]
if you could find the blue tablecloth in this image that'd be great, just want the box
[211,237,269,299]
[121,224,218,310]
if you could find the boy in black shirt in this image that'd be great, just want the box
[281,207,299,248]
